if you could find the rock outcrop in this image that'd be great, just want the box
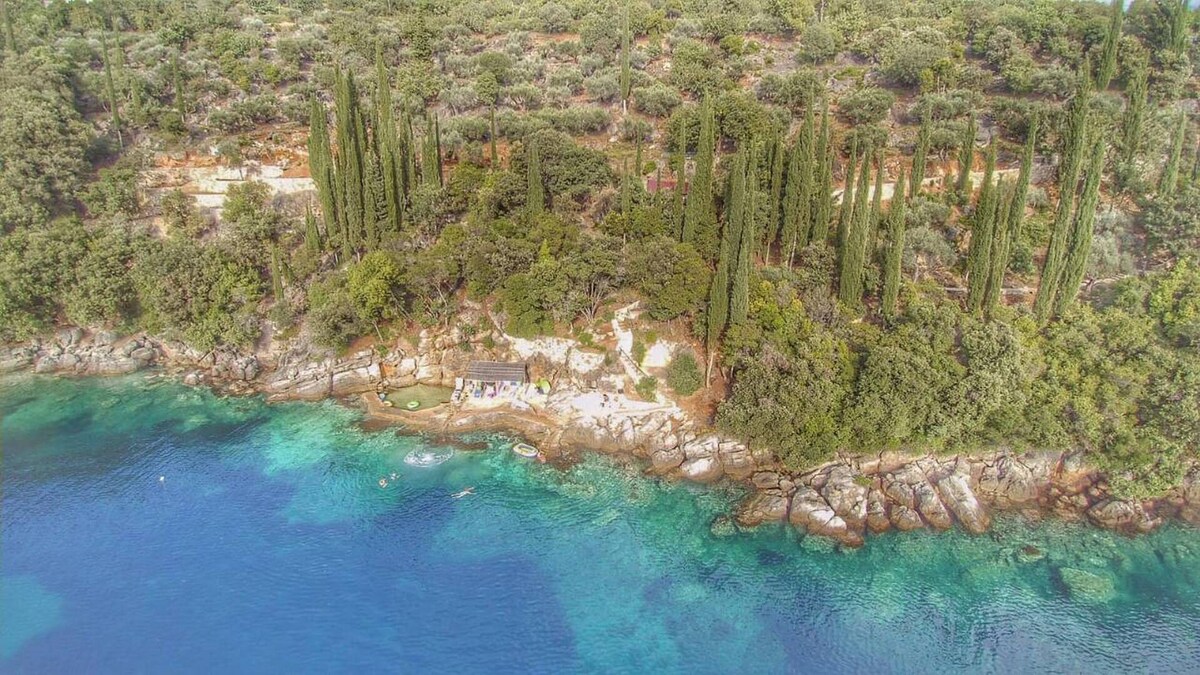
[2,331,162,377]
[5,322,1198,550]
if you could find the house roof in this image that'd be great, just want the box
[466,361,528,382]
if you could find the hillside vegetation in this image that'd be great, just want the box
[2,0,1200,496]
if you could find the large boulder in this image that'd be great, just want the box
[865,487,891,533]
[717,441,757,480]
[735,492,790,527]
[789,486,862,547]
[679,455,723,482]
[977,454,1047,507]
[936,473,990,534]
[914,482,954,530]
[890,504,925,531]
[1086,499,1161,534]
[820,466,869,531]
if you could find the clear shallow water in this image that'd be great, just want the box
[2,376,1199,674]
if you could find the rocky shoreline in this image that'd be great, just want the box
[3,324,1197,548]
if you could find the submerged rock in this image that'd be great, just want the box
[1086,499,1162,534]
[734,492,790,528]
[1057,567,1116,603]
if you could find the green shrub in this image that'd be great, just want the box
[635,376,658,401]
[665,351,703,396]
[632,338,647,364]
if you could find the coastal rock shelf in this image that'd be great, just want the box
[3,324,1198,549]
[737,452,1198,548]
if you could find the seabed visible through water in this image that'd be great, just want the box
[2,375,1199,673]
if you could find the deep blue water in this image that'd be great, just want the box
[3,375,1200,673]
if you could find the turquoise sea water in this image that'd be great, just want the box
[2,375,1199,673]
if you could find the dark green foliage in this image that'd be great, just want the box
[308,97,338,245]
[882,167,907,322]
[1053,140,1108,317]
[966,143,998,314]
[764,132,786,260]
[526,140,544,217]
[666,350,703,396]
[635,375,657,401]
[1160,112,1188,195]
[954,114,977,200]
[1096,0,1124,89]
[910,116,931,195]
[708,146,745,349]
[1036,66,1093,322]
[683,97,717,258]
[838,150,872,309]
[1119,53,1149,191]
[985,116,1038,318]
[868,153,884,248]
[836,141,858,250]
[731,142,756,325]
[810,105,834,245]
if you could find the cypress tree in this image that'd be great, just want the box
[882,166,907,322]
[334,70,366,254]
[1053,140,1107,317]
[1167,0,1189,55]
[955,114,977,200]
[910,116,930,195]
[270,245,286,301]
[732,143,756,325]
[838,149,872,308]
[634,133,643,181]
[966,142,998,314]
[100,30,123,147]
[868,153,884,249]
[811,104,834,244]
[983,179,1014,320]
[985,116,1038,317]
[1160,111,1188,195]
[421,113,442,187]
[0,0,15,52]
[836,141,859,250]
[1036,65,1092,322]
[1119,53,1148,191]
[765,131,786,259]
[526,140,544,217]
[375,51,403,233]
[489,106,499,170]
[304,205,322,254]
[621,159,632,219]
[707,147,745,352]
[398,112,416,203]
[171,52,186,125]
[672,118,686,237]
[1095,0,1124,90]
[363,146,384,250]
[308,96,338,245]
[781,135,804,265]
[683,97,717,258]
[619,3,631,107]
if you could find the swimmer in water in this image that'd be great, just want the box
[379,478,388,488]
[451,487,475,498]
[390,472,399,480]
[159,476,165,483]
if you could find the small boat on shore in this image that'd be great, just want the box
[512,442,540,458]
